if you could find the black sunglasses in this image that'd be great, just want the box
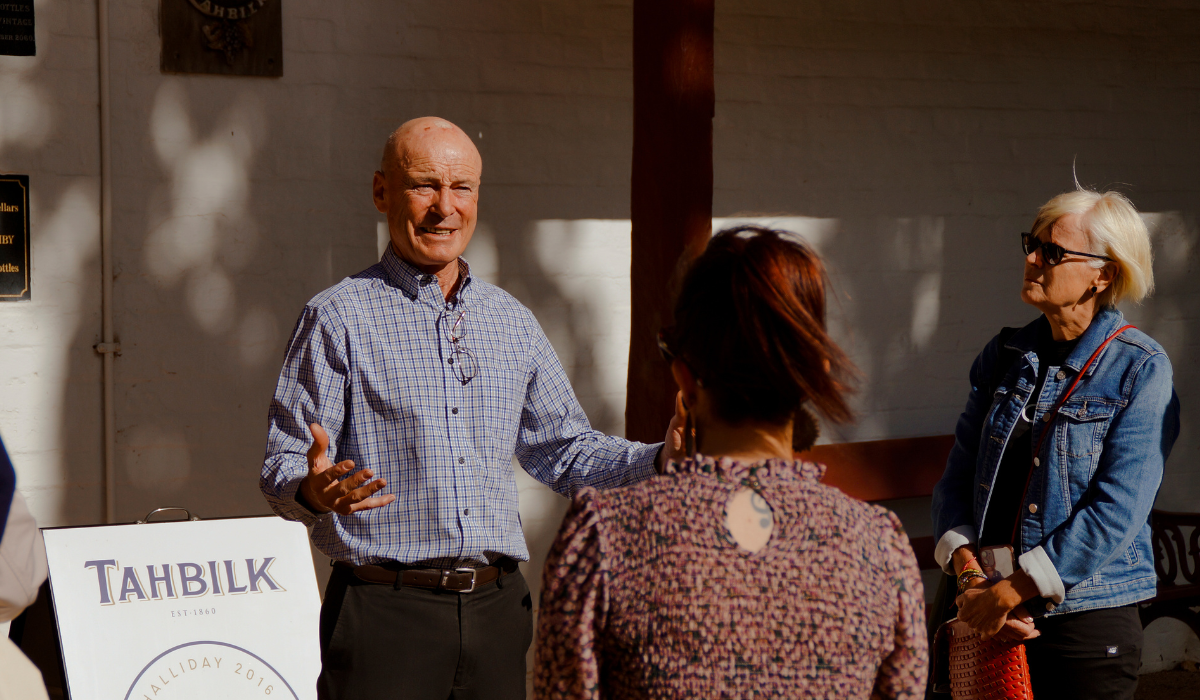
[1021,232,1112,266]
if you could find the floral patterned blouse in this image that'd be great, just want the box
[534,456,927,699]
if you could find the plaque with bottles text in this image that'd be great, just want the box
[0,1,34,56]
[0,175,29,301]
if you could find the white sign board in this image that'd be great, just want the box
[42,516,321,700]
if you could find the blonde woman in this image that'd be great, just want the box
[932,189,1180,699]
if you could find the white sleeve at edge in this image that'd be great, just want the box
[0,491,48,623]
[934,525,977,575]
[1018,546,1066,604]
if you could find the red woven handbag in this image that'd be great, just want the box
[937,619,1033,699]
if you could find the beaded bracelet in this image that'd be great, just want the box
[957,568,987,594]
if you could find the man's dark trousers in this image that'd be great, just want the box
[317,564,534,700]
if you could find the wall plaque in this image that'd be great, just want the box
[161,0,282,77]
[0,175,30,302]
[0,1,35,56]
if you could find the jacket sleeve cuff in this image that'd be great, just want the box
[935,526,977,575]
[1018,546,1066,603]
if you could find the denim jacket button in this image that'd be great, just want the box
[1033,457,1040,467]
[1045,601,1055,612]
[1056,370,1066,381]
[1029,503,1039,514]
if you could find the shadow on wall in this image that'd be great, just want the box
[0,0,105,528]
[102,82,288,520]
[1122,212,1200,512]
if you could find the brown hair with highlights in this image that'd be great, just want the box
[669,225,856,426]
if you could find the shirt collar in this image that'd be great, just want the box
[380,245,475,307]
[663,454,825,483]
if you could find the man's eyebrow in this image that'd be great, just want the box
[404,174,479,188]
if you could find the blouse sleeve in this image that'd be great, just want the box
[872,510,929,700]
[534,488,609,700]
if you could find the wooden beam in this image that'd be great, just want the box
[799,434,955,502]
[626,0,715,443]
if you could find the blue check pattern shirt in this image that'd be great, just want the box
[261,247,660,567]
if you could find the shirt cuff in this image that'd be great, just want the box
[271,476,328,527]
[629,442,662,483]
[1018,546,1066,604]
[935,525,977,575]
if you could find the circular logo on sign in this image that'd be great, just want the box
[187,0,270,19]
[124,641,300,700]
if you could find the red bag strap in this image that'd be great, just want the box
[1009,324,1136,546]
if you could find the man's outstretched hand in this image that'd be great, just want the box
[298,423,396,515]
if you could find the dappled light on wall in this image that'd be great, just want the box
[144,81,278,367]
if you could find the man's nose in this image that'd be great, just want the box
[432,187,456,218]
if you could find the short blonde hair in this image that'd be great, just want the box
[1030,189,1154,306]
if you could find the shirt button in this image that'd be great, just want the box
[1033,457,1040,467]
[458,457,465,464]
[448,358,454,365]
[463,508,469,516]
[1028,503,1039,514]
[1056,370,1066,381]
[452,407,459,414]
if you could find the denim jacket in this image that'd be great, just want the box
[932,308,1180,615]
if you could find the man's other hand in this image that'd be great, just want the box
[657,392,689,473]
[299,423,397,515]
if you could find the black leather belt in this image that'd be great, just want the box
[337,560,513,593]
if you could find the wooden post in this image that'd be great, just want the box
[626,0,715,443]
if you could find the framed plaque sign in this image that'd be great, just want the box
[0,2,34,56]
[0,174,30,301]
[42,515,320,700]
[161,0,282,76]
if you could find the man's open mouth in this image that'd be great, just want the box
[419,227,456,235]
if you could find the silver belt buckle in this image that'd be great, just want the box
[454,567,477,593]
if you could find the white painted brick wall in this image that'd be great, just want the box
[2,0,1199,684]
[713,0,1200,671]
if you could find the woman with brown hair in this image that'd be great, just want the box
[533,226,927,699]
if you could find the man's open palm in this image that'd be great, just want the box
[299,423,396,515]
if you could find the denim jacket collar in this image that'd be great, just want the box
[1002,307,1128,377]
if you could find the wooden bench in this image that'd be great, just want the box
[803,435,1200,632]
[1143,510,1200,636]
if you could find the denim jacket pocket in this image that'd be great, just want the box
[1057,399,1118,458]
[1056,399,1119,501]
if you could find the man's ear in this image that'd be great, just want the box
[670,360,699,410]
[372,170,389,214]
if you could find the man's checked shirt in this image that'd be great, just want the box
[261,247,660,567]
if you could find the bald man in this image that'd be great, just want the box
[261,118,681,699]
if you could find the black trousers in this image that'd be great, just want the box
[1025,605,1143,700]
[317,564,534,700]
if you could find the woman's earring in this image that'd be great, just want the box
[1091,286,1098,295]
